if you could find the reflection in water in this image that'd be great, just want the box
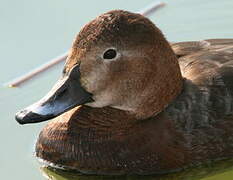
[41,159,233,180]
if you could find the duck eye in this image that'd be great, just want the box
[103,49,117,59]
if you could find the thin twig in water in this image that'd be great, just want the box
[5,1,166,88]
[6,52,68,88]
[139,1,165,16]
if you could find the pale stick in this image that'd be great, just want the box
[6,1,165,87]
[139,1,165,16]
[6,52,68,87]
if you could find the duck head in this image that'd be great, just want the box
[16,10,183,124]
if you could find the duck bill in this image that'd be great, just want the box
[15,64,93,125]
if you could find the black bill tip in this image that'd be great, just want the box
[15,109,54,125]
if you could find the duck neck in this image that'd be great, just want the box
[132,55,184,120]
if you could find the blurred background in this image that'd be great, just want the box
[0,0,233,179]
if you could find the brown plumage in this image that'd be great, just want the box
[36,106,190,175]
[16,10,233,175]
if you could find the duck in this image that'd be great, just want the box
[15,10,233,175]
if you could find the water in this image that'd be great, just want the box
[1,0,233,179]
